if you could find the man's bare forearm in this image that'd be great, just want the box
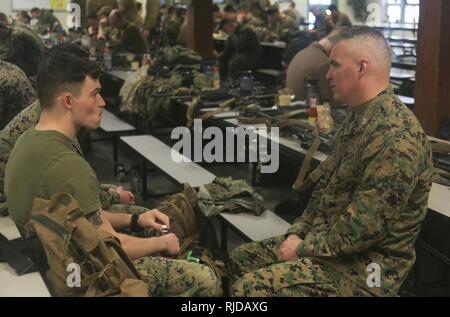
[102,210,133,230]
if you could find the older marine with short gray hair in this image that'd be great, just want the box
[229,27,433,297]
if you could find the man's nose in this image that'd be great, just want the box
[98,94,106,108]
[326,67,333,82]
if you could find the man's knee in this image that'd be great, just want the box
[231,273,266,297]
[189,263,222,297]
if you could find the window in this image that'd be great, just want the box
[308,0,332,23]
[386,0,420,24]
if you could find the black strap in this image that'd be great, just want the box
[31,214,91,263]
[30,215,70,240]
[0,232,37,276]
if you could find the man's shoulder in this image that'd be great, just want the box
[368,92,428,150]
[13,129,75,158]
[125,22,140,31]
[0,60,28,81]
[0,100,40,145]
[291,43,328,66]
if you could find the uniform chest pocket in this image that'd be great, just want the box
[328,151,362,191]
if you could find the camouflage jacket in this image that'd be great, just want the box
[287,88,433,296]
[197,177,265,217]
[0,60,37,130]
[34,10,63,34]
[0,100,40,214]
[0,26,45,78]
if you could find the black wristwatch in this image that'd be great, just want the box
[130,214,143,232]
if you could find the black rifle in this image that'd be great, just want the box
[0,233,47,275]
[238,104,334,153]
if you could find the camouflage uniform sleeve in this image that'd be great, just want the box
[296,134,422,257]
[286,179,327,239]
[286,205,317,240]
[286,157,333,239]
[99,187,121,209]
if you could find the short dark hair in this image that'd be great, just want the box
[328,4,338,11]
[266,7,279,16]
[18,11,31,23]
[224,5,236,13]
[37,44,101,110]
[167,6,175,15]
[30,7,40,14]
[0,12,8,22]
[219,18,235,31]
[5,26,44,77]
[97,6,113,18]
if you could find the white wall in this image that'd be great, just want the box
[0,1,69,28]
[0,0,149,30]
[271,0,385,24]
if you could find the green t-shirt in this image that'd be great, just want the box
[5,129,101,229]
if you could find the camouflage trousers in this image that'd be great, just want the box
[229,235,344,297]
[107,204,222,297]
[133,256,221,297]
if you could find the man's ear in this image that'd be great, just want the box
[359,60,369,73]
[61,93,73,110]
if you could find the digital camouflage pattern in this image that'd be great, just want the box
[219,25,261,79]
[197,177,265,217]
[120,47,210,129]
[0,60,36,129]
[0,26,45,78]
[229,88,433,296]
[103,201,222,297]
[108,198,222,297]
[0,100,40,214]
[133,255,221,297]
[32,10,63,35]
[160,16,182,47]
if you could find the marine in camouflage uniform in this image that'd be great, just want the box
[160,14,182,47]
[144,0,160,39]
[0,60,36,129]
[32,9,63,35]
[85,0,118,20]
[219,22,261,79]
[0,100,220,296]
[107,203,221,296]
[0,25,45,79]
[229,87,433,296]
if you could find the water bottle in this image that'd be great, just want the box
[305,79,319,106]
[203,63,213,87]
[240,71,254,97]
[130,166,142,195]
[103,43,112,70]
[212,66,221,89]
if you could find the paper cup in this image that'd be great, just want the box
[278,94,291,106]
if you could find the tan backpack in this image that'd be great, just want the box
[25,192,149,297]
[157,184,227,286]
